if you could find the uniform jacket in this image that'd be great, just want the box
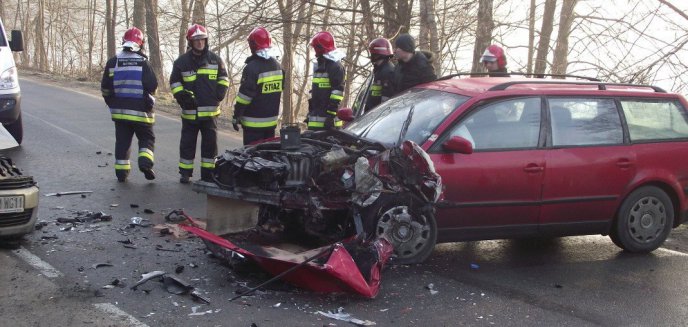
[365,59,395,112]
[169,49,229,120]
[308,56,345,128]
[234,55,283,129]
[101,50,158,124]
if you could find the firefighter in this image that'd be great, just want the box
[364,37,396,113]
[170,24,229,183]
[481,44,510,77]
[392,33,437,94]
[232,27,283,145]
[307,31,345,130]
[101,27,158,183]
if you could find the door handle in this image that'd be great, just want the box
[523,164,544,173]
[616,158,632,168]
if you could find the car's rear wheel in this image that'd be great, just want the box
[4,113,23,145]
[611,186,674,253]
[364,195,437,264]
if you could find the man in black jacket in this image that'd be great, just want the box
[392,34,437,95]
[364,37,396,113]
[169,24,229,183]
[232,27,283,145]
[101,27,158,182]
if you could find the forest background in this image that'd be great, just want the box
[3,0,687,123]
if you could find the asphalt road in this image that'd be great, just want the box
[1,75,688,326]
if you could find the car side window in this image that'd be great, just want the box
[548,98,622,146]
[620,100,688,141]
[447,97,541,150]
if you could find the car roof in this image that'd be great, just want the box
[421,76,674,99]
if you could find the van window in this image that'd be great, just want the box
[548,98,623,146]
[620,100,688,141]
[447,97,541,150]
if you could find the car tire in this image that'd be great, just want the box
[4,113,23,145]
[363,195,437,264]
[611,186,674,253]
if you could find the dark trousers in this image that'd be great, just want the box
[243,128,275,145]
[114,121,155,179]
[179,118,217,180]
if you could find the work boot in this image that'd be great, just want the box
[116,171,128,183]
[141,168,156,180]
[180,175,190,184]
[117,176,127,183]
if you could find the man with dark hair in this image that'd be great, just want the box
[392,34,437,94]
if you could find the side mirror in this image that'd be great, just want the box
[10,30,23,52]
[442,136,473,154]
[337,107,354,122]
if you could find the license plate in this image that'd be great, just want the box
[0,195,24,213]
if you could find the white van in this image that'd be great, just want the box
[0,19,23,144]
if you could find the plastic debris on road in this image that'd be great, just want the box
[316,307,376,326]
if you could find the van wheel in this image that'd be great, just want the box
[363,195,437,264]
[5,113,23,145]
[611,186,674,253]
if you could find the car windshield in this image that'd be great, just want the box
[345,89,469,146]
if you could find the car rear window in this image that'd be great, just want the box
[620,100,688,141]
[345,89,468,146]
[549,98,623,146]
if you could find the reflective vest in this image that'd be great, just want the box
[308,57,344,128]
[234,55,283,129]
[101,51,158,124]
[169,50,229,120]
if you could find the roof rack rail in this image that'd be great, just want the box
[488,80,666,93]
[437,72,601,81]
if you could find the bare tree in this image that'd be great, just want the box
[179,0,194,56]
[526,0,535,74]
[533,0,556,76]
[133,0,145,32]
[551,0,578,76]
[145,0,165,89]
[87,0,97,76]
[106,0,116,59]
[470,0,494,74]
[192,0,208,25]
[419,0,441,73]
[34,0,48,71]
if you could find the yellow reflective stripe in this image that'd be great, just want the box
[218,80,229,86]
[242,120,278,128]
[181,114,197,120]
[235,97,251,105]
[182,75,197,82]
[312,77,330,84]
[179,162,194,169]
[197,109,221,117]
[308,121,325,128]
[115,164,131,170]
[257,75,284,84]
[112,114,155,124]
[197,69,218,75]
[370,85,383,91]
[335,120,343,127]
[326,110,337,116]
[138,151,154,161]
[201,162,215,168]
[330,94,344,101]
[171,86,184,94]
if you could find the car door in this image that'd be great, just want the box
[540,98,635,234]
[430,97,545,240]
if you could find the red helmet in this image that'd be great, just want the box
[480,44,507,69]
[186,24,208,41]
[310,31,336,55]
[248,27,271,53]
[122,27,144,50]
[368,38,393,59]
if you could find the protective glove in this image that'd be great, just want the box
[324,116,335,130]
[232,117,241,131]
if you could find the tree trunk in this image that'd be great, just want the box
[192,0,208,26]
[360,0,375,41]
[343,0,360,106]
[179,0,193,56]
[551,0,578,76]
[87,0,96,76]
[295,2,315,122]
[145,0,165,89]
[35,0,48,71]
[278,0,295,124]
[106,0,116,59]
[419,0,440,74]
[533,0,557,77]
[383,0,412,37]
[133,0,145,32]
[470,0,494,75]
[526,0,535,75]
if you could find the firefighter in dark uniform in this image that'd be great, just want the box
[364,37,396,113]
[101,27,158,182]
[481,44,510,77]
[232,27,283,145]
[307,31,345,130]
[170,24,229,183]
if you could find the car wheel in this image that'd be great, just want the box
[4,113,23,145]
[364,196,437,264]
[612,186,674,253]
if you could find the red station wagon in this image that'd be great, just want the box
[341,76,688,262]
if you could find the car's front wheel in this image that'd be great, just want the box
[611,186,674,253]
[364,195,437,264]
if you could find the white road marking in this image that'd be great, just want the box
[94,303,150,327]
[657,247,688,257]
[13,246,62,278]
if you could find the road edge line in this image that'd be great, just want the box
[13,246,62,278]
[657,247,688,257]
[93,303,150,327]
